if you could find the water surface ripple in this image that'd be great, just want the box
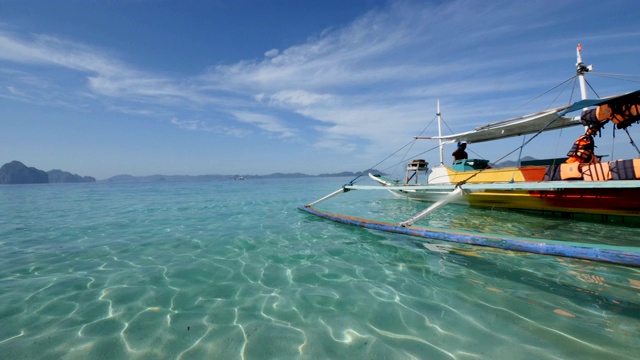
[0,178,638,359]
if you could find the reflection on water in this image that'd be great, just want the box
[330,190,640,247]
[0,179,638,359]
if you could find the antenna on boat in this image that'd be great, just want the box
[437,99,444,165]
[576,43,593,101]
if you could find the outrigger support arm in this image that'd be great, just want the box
[399,186,465,227]
[305,187,350,207]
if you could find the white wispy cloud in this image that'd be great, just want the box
[264,49,279,58]
[170,117,205,131]
[170,116,251,137]
[313,138,357,153]
[231,111,295,138]
[266,90,334,107]
[0,0,634,156]
[196,0,581,152]
[0,30,216,104]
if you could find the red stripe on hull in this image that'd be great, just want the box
[531,188,640,214]
[465,188,640,217]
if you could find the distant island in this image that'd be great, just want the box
[2,157,546,185]
[103,169,385,183]
[0,161,96,184]
[98,158,545,183]
[0,160,384,184]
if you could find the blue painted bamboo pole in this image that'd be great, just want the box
[298,206,640,267]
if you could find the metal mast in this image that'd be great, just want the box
[437,100,444,165]
[576,44,593,101]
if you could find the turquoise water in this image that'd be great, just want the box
[1,177,639,359]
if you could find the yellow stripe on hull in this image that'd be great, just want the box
[466,190,546,208]
[446,167,539,183]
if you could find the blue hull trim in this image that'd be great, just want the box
[298,206,640,267]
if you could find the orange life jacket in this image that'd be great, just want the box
[566,134,599,164]
[581,94,640,130]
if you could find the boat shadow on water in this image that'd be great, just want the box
[316,215,640,322]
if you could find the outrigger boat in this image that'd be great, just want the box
[299,45,640,267]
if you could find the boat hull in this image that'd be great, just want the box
[370,168,640,218]
[385,188,640,216]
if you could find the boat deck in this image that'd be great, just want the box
[348,179,640,192]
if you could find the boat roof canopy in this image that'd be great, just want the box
[560,89,640,114]
[421,110,579,144]
[420,90,640,144]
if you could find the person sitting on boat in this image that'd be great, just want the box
[452,142,468,162]
[566,127,600,164]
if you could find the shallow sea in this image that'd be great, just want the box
[1,177,639,359]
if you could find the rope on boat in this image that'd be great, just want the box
[453,77,589,187]
[624,128,640,156]
[346,138,422,185]
[370,75,581,187]
[513,75,577,113]
[589,72,640,85]
[510,135,527,183]
[455,109,573,187]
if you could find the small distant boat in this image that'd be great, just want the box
[300,45,640,267]
[234,176,246,181]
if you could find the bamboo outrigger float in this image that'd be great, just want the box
[299,45,640,267]
[298,206,640,267]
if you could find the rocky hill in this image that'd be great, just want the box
[103,169,386,183]
[0,161,48,184]
[0,161,96,184]
[47,169,96,183]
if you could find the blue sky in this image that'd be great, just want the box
[1,0,639,179]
